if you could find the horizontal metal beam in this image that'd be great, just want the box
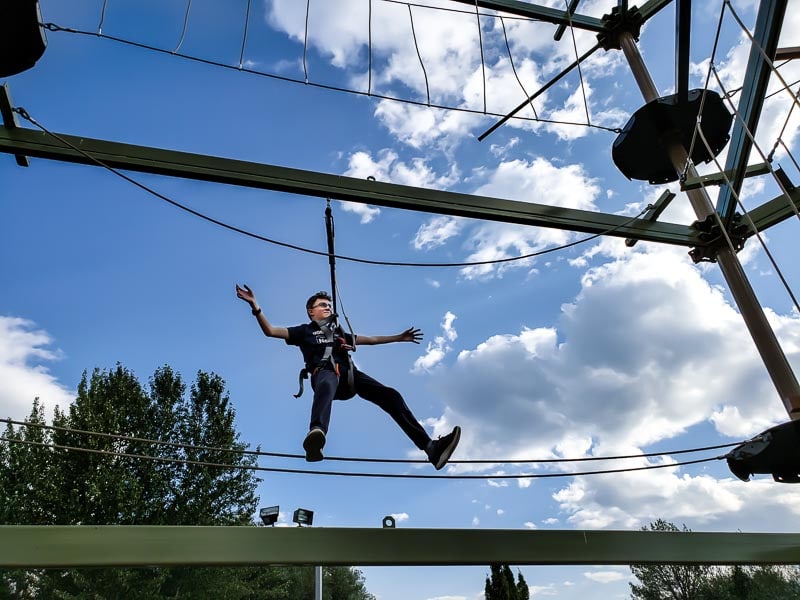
[447,0,604,32]
[746,185,800,235]
[775,46,800,61]
[448,0,672,34]
[2,526,800,567]
[0,126,705,247]
[681,163,771,191]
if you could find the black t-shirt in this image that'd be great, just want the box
[286,322,354,368]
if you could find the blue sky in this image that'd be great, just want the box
[3,1,800,598]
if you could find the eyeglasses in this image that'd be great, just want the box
[312,302,332,309]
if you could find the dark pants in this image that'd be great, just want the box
[309,367,431,450]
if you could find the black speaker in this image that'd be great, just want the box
[1,0,47,77]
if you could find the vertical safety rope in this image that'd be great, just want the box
[324,199,337,315]
[324,200,356,349]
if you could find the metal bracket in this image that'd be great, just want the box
[689,212,748,263]
[0,83,29,167]
[597,4,644,51]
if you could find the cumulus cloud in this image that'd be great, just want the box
[459,157,600,280]
[0,316,73,420]
[266,0,630,147]
[412,311,458,373]
[425,241,800,523]
[342,149,458,223]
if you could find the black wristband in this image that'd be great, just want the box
[252,307,262,316]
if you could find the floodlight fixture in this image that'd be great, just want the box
[382,515,396,529]
[259,505,280,526]
[293,508,314,527]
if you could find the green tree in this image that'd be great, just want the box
[629,520,713,600]
[701,565,800,599]
[629,520,800,600]
[0,365,351,599]
[485,564,528,600]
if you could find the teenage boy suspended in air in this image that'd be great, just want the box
[236,284,461,468]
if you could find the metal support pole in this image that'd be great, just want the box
[315,565,322,600]
[618,31,800,417]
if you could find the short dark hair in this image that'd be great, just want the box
[306,291,332,310]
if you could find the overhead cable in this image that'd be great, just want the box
[0,435,723,480]
[1,417,744,466]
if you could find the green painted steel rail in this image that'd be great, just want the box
[0,126,704,247]
[2,526,800,567]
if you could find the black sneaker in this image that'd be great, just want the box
[303,428,326,462]
[427,426,461,470]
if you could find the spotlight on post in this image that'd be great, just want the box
[293,508,314,527]
[726,420,800,483]
[259,505,280,526]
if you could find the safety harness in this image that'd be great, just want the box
[293,316,356,400]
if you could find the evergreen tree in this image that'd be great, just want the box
[485,564,524,600]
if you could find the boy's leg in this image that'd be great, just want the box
[305,368,338,461]
[354,369,431,451]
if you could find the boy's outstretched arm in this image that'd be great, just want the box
[356,327,423,346]
[236,284,290,340]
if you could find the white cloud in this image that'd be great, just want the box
[524,521,537,529]
[390,512,410,523]
[413,216,465,251]
[528,584,557,596]
[0,316,73,420]
[583,571,626,584]
[343,149,458,223]
[459,157,600,280]
[412,312,458,374]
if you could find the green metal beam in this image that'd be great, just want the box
[0,126,705,247]
[2,526,800,567]
[447,0,604,32]
[447,0,672,33]
[746,185,800,235]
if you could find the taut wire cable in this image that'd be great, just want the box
[173,0,193,54]
[767,85,800,162]
[681,0,728,181]
[12,106,647,269]
[477,43,607,141]
[499,16,538,120]
[368,0,373,95]
[238,0,252,70]
[563,0,591,127]
[0,436,724,480]
[724,0,800,113]
[0,417,744,466]
[42,23,618,134]
[97,0,108,35]
[303,0,310,83]
[709,64,800,224]
[474,0,487,114]
[407,5,431,106]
